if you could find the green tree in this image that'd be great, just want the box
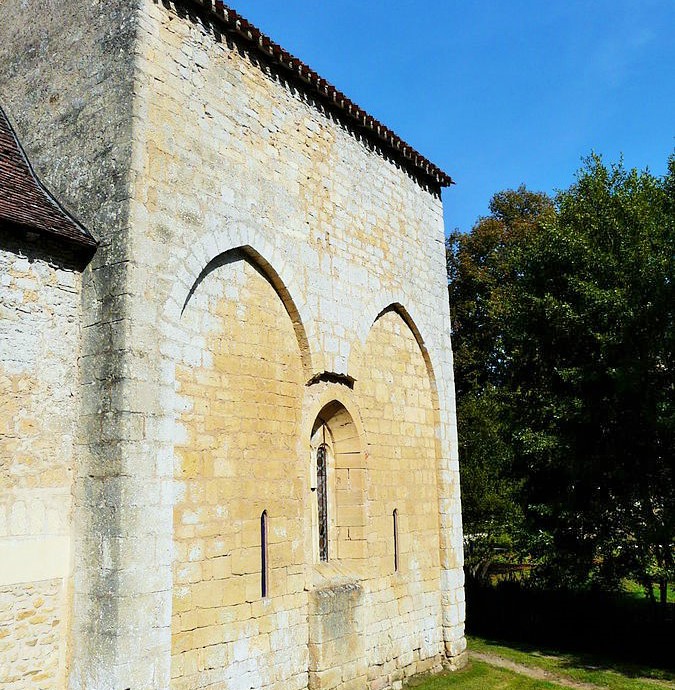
[502,155,674,597]
[447,186,554,577]
[449,157,674,599]
[447,186,555,397]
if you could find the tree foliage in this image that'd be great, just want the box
[447,186,554,575]
[449,156,674,599]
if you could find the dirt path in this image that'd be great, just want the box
[470,651,675,690]
[470,650,605,689]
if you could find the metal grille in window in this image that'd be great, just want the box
[317,443,329,561]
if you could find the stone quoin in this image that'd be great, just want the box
[0,1,467,688]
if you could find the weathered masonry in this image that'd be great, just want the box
[0,2,466,689]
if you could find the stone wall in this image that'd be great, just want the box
[171,255,308,690]
[0,235,83,689]
[0,2,146,687]
[128,1,466,687]
[354,309,444,688]
[0,0,466,686]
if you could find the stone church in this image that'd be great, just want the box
[0,1,466,688]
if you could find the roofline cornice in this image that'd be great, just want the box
[184,0,455,190]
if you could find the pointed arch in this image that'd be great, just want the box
[162,222,314,376]
[352,300,440,419]
[309,399,366,564]
[352,300,445,584]
[181,245,312,374]
[376,303,438,409]
[165,227,309,679]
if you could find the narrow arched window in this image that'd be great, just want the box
[261,510,269,598]
[317,444,329,561]
[393,509,399,572]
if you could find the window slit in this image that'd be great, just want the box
[261,510,269,598]
[317,443,329,561]
[393,509,399,572]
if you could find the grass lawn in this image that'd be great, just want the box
[407,659,560,689]
[622,579,675,605]
[468,635,675,690]
[406,637,675,690]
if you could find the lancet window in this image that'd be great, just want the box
[317,443,329,562]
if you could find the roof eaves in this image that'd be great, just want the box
[0,106,98,251]
[189,0,455,189]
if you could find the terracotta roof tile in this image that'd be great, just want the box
[188,1,455,189]
[0,107,97,250]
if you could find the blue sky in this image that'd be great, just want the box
[238,1,675,234]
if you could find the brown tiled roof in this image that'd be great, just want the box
[188,1,455,189]
[0,106,97,249]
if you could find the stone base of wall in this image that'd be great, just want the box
[309,581,366,690]
[368,655,445,690]
[443,650,469,672]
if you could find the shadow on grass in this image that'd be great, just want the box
[473,635,675,683]
[466,578,675,676]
